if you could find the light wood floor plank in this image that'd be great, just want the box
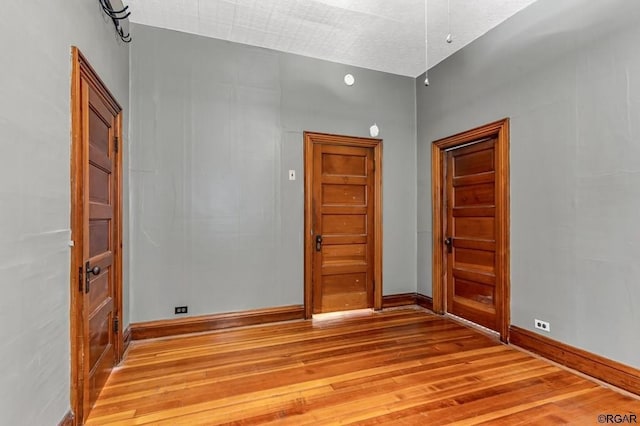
[86,308,640,425]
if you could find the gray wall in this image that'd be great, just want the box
[129,24,417,322]
[417,0,640,368]
[0,2,129,424]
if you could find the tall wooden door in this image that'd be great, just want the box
[432,119,510,341]
[71,47,123,423]
[445,139,500,331]
[304,133,382,316]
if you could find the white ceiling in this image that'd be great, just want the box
[124,0,539,77]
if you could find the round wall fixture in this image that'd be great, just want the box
[344,74,355,86]
[369,123,379,137]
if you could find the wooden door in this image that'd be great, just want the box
[432,119,510,341]
[445,139,499,330]
[71,47,123,423]
[304,133,382,316]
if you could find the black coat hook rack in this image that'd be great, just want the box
[100,0,132,43]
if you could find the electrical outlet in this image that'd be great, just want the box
[534,318,550,332]
[175,306,188,315]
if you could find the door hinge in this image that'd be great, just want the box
[78,266,83,293]
[114,136,119,153]
[113,316,119,333]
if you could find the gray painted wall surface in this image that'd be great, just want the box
[129,24,417,322]
[416,0,640,368]
[0,2,129,424]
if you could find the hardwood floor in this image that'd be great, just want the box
[86,308,639,425]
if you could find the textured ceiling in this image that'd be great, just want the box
[124,0,539,77]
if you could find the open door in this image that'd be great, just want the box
[432,119,510,342]
[70,47,123,423]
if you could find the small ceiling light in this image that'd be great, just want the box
[424,0,429,86]
[344,74,355,86]
[369,123,379,138]
[446,0,453,44]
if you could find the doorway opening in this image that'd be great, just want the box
[431,119,510,342]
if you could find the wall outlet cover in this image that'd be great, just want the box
[534,318,550,332]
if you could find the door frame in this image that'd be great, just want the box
[70,46,124,423]
[303,132,383,319]
[431,118,510,342]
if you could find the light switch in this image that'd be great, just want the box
[289,170,296,181]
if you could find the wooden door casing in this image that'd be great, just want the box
[71,47,123,424]
[431,119,510,342]
[304,132,382,318]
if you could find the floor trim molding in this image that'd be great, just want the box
[382,293,417,308]
[123,325,132,353]
[130,305,305,340]
[58,411,74,426]
[382,293,433,311]
[510,325,640,396]
[416,293,433,311]
[131,296,437,341]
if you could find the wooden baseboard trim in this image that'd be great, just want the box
[123,325,132,353]
[382,293,417,308]
[510,326,640,396]
[130,305,305,340]
[416,293,433,311]
[382,293,434,311]
[58,411,74,426]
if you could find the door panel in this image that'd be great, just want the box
[312,143,375,314]
[88,271,111,313]
[323,244,367,264]
[455,248,494,271]
[322,214,367,234]
[322,273,368,292]
[455,183,494,206]
[322,184,366,205]
[454,149,494,175]
[322,151,367,175]
[89,220,110,256]
[89,167,110,203]
[446,139,499,331]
